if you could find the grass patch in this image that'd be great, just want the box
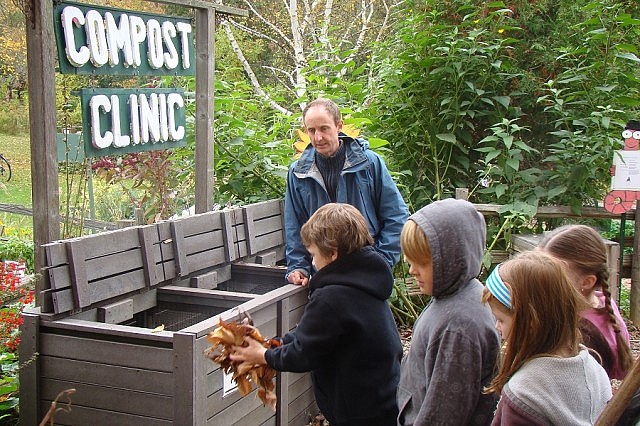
[0,133,31,207]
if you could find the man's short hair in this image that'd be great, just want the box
[303,98,342,125]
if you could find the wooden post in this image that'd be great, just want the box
[631,215,640,324]
[595,355,640,426]
[25,0,60,303]
[194,7,216,214]
[455,188,469,200]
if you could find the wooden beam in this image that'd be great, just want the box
[149,0,248,16]
[194,7,216,213]
[632,215,640,324]
[25,0,60,304]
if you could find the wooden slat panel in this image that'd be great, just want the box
[37,398,173,425]
[87,269,147,304]
[222,209,239,262]
[207,386,274,425]
[63,228,138,258]
[139,225,160,287]
[277,298,290,425]
[40,333,173,370]
[171,220,188,276]
[47,265,72,290]
[43,241,68,267]
[182,228,226,255]
[243,203,258,255]
[176,210,224,237]
[19,312,40,426]
[51,288,75,313]
[244,199,283,218]
[49,317,173,343]
[156,222,177,281]
[40,356,173,394]
[67,239,90,309]
[250,230,285,255]
[40,380,174,418]
[186,247,229,271]
[174,331,196,424]
[84,248,144,281]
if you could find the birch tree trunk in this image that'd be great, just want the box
[218,0,400,114]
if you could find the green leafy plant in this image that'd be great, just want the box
[0,237,33,274]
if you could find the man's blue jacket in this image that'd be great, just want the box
[284,134,409,278]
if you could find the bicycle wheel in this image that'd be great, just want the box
[0,154,11,182]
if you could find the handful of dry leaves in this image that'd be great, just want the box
[204,316,281,411]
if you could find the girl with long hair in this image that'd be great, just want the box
[483,251,611,425]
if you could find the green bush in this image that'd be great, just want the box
[0,237,34,274]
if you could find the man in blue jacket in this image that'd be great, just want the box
[285,98,409,285]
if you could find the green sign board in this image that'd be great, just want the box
[57,132,85,163]
[53,1,195,76]
[77,88,187,158]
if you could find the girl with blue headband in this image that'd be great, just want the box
[482,251,612,425]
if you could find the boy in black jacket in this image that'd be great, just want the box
[231,203,402,425]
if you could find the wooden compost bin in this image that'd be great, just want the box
[19,200,319,425]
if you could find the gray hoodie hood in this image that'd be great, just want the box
[409,198,486,298]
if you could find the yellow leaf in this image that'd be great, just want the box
[342,124,361,138]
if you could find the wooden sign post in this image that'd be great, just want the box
[25,0,247,303]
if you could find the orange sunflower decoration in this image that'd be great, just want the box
[293,124,361,158]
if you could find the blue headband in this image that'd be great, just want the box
[486,264,512,309]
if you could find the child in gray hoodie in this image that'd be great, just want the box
[397,198,500,425]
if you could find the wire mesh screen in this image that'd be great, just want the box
[126,303,226,331]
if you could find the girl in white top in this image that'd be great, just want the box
[483,251,612,425]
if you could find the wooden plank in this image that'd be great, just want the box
[148,0,248,16]
[171,220,189,276]
[207,386,274,425]
[243,203,258,255]
[37,399,172,425]
[27,0,59,299]
[51,288,75,314]
[157,286,254,306]
[85,248,144,281]
[72,228,141,258]
[222,209,240,262]
[182,228,226,254]
[277,298,290,425]
[186,246,228,272]
[50,318,173,342]
[474,203,636,220]
[194,5,215,213]
[66,239,90,309]
[40,356,173,394]
[157,222,178,281]
[632,218,640,324]
[174,331,196,424]
[177,210,224,236]
[43,242,68,267]
[40,333,174,369]
[47,265,72,290]
[19,312,40,426]
[87,269,147,304]
[139,225,160,287]
[190,270,219,289]
[98,299,134,324]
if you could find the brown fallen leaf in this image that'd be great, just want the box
[204,317,281,411]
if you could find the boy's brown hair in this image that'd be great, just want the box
[301,203,373,258]
[484,251,583,394]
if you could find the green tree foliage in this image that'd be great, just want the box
[366,0,640,215]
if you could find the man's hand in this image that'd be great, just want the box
[286,270,309,286]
